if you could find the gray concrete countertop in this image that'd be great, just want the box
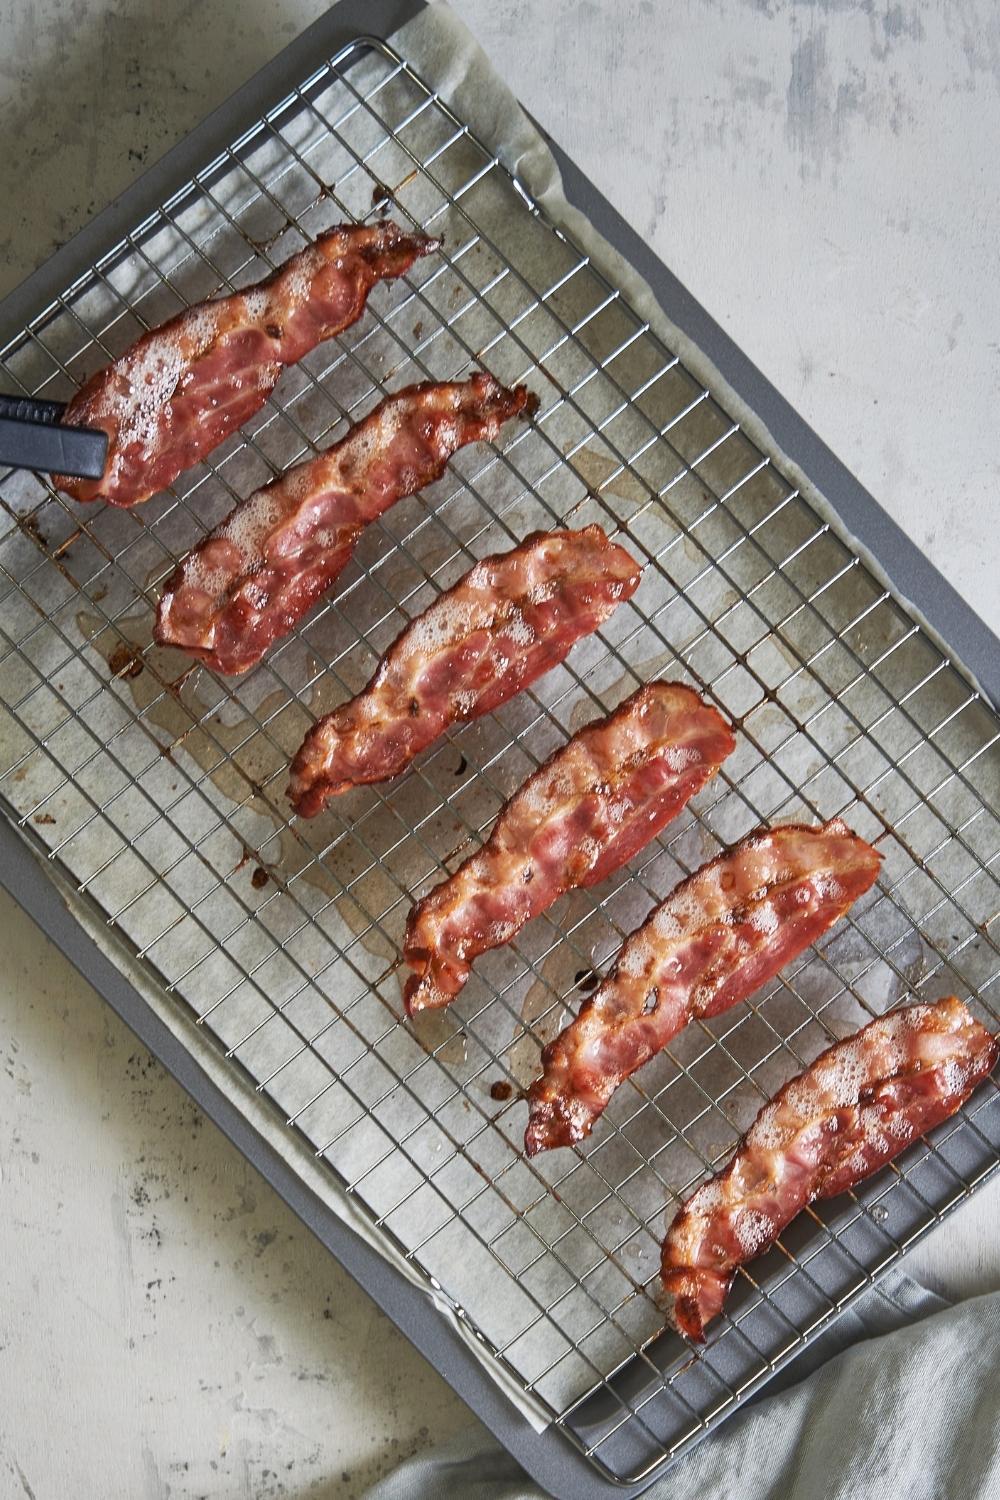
[1,2,998,1496]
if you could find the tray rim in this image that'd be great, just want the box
[1,2,998,1496]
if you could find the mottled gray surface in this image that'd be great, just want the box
[1,1,998,1495]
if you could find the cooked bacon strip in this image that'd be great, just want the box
[525,819,882,1155]
[57,222,438,507]
[661,996,998,1340]
[154,375,534,674]
[288,526,642,816]
[403,682,735,1015]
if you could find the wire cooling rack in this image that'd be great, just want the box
[1,29,999,1492]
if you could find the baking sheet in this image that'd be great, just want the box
[0,0,997,1469]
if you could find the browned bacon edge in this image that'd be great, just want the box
[660,996,998,1341]
[403,681,736,1016]
[154,375,536,675]
[524,818,882,1156]
[288,525,642,816]
[57,221,438,507]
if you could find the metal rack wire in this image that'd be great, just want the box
[0,34,998,1488]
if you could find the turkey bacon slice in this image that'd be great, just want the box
[403,681,735,1015]
[58,221,438,506]
[289,524,642,816]
[155,374,534,674]
[661,996,998,1340]
[525,818,882,1155]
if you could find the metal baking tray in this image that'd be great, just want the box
[1,2,997,1494]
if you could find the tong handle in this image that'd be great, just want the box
[0,393,108,481]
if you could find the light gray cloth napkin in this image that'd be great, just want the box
[364,1272,1000,1499]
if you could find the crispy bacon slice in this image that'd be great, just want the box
[525,819,882,1155]
[661,996,998,1340]
[154,375,535,674]
[403,682,735,1015]
[288,526,642,816]
[56,222,438,507]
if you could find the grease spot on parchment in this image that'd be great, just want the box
[506,947,578,1090]
[569,446,649,511]
[75,606,395,964]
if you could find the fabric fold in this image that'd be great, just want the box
[364,1272,1000,1500]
